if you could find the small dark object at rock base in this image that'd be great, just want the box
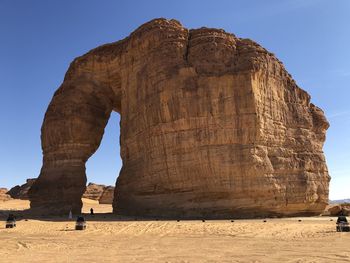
[75,216,86,230]
[336,216,350,232]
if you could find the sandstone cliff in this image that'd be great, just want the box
[29,18,330,218]
[99,186,114,204]
[82,183,114,204]
[82,183,105,201]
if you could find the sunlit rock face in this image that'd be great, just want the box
[82,183,114,204]
[29,18,330,218]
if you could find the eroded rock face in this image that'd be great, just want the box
[82,183,105,201]
[82,183,115,204]
[99,186,115,204]
[0,188,11,201]
[8,179,36,200]
[327,205,350,216]
[29,18,330,217]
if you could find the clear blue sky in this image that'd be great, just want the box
[0,0,349,200]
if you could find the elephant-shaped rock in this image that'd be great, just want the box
[29,18,330,218]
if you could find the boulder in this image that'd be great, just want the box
[29,18,330,218]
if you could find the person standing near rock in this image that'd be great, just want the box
[90,208,94,215]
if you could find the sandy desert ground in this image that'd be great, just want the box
[0,199,349,263]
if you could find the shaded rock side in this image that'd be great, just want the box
[99,186,115,204]
[7,179,36,200]
[29,18,330,217]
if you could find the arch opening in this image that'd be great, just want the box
[84,112,121,212]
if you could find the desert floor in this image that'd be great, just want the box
[0,199,349,263]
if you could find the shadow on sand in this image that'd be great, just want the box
[0,208,339,223]
[0,208,148,222]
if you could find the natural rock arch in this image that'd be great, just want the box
[29,18,330,218]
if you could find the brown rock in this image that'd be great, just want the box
[7,179,36,199]
[9,178,113,204]
[82,183,105,201]
[328,205,350,216]
[29,18,330,217]
[6,185,21,199]
[83,183,115,204]
[0,188,11,201]
[99,186,115,204]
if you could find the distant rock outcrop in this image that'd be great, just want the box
[82,183,115,204]
[326,204,350,216]
[7,179,36,199]
[99,186,115,204]
[7,179,114,204]
[0,188,11,201]
[29,18,330,217]
[82,183,105,201]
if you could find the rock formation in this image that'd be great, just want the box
[7,179,114,204]
[29,18,330,218]
[82,183,105,201]
[82,183,115,204]
[7,179,36,199]
[99,186,115,204]
[0,188,11,201]
[6,186,21,199]
[326,204,350,216]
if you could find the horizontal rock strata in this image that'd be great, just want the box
[82,183,114,204]
[29,18,330,217]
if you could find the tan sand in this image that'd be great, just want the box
[1,199,349,262]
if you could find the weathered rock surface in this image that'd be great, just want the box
[0,188,11,201]
[99,186,115,204]
[7,179,36,199]
[326,204,350,216]
[82,183,105,201]
[82,183,114,204]
[7,179,114,204]
[29,18,330,217]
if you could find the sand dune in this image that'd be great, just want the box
[1,199,349,262]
